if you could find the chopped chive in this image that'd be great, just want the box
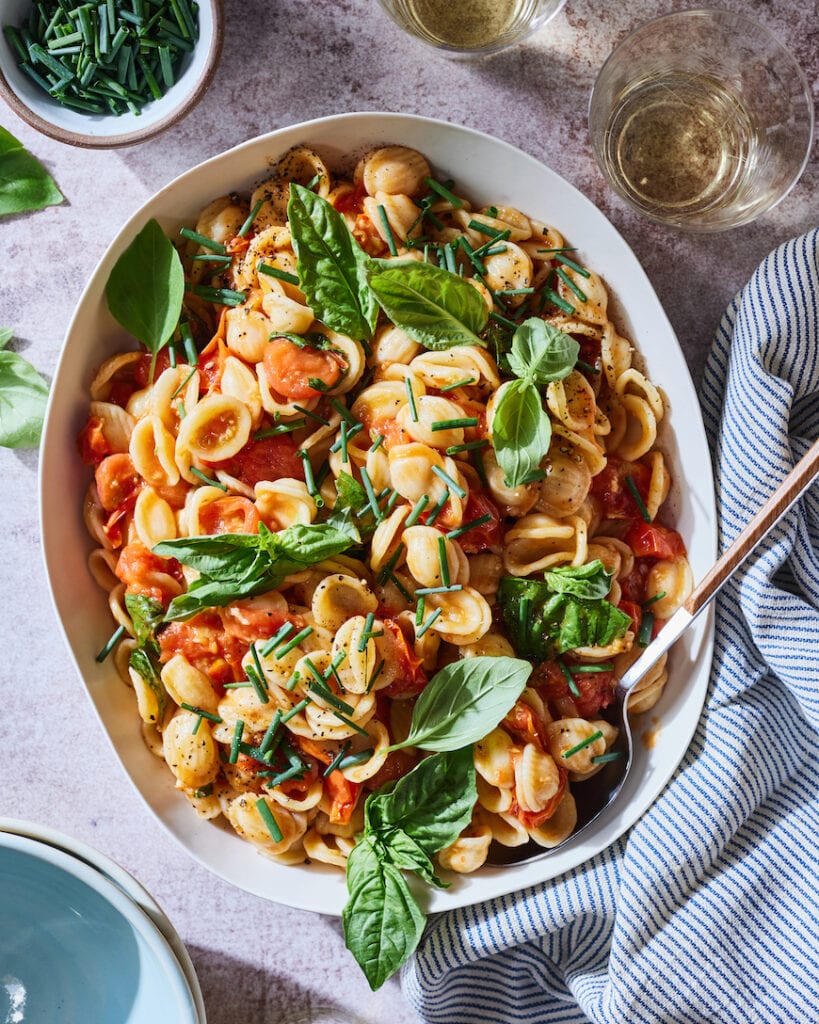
[329,421,364,453]
[182,331,197,368]
[180,228,225,254]
[376,543,405,585]
[387,572,414,604]
[446,513,492,539]
[305,172,323,191]
[555,252,591,278]
[177,400,186,419]
[340,420,349,463]
[255,798,283,842]
[591,751,623,764]
[377,204,399,256]
[338,748,375,770]
[440,377,477,392]
[261,622,296,657]
[423,176,462,207]
[293,404,330,426]
[181,703,222,723]
[642,591,667,609]
[438,535,451,587]
[238,198,264,238]
[329,710,370,737]
[426,488,450,525]
[262,763,306,789]
[276,625,314,658]
[625,475,652,522]
[246,663,269,706]
[415,596,425,625]
[488,311,518,331]
[329,398,357,426]
[446,439,488,455]
[369,433,384,453]
[570,663,615,674]
[556,266,588,303]
[307,679,356,717]
[404,376,419,421]
[472,228,511,258]
[543,285,575,315]
[417,608,442,638]
[536,246,578,254]
[383,489,400,516]
[358,612,376,652]
[458,235,486,275]
[431,465,467,499]
[638,612,655,648]
[405,494,430,527]
[557,659,581,698]
[575,359,600,375]
[468,219,503,238]
[158,45,173,88]
[189,466,228,491]
[297,449,324,508]
[442,241,457,274]
[191,254,232,266]
[415,584,463,595]
[259,709,283,758]
[323,741,352,777]
[360,466,383,521]
[222,682,253,689]
[95,624,125,662]
[431,417,478,431]
[366,659,385,693]
[254,418,307,440]
[192,285,247,307]
[562,730,604,759]
[259,263,300,285]
[281,697,310,723]
[496,287,535,295]
[229,720,245,763]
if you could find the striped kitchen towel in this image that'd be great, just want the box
[402,230,819,1024]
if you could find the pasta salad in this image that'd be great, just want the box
[78,143,693,986]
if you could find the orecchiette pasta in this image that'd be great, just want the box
[79,143,692,881]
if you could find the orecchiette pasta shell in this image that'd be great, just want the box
[176,393,252,462]
[357,145,430,197]
[528,790,578,849]
[163,711,219,790]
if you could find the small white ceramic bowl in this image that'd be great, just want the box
[0,0,223,147]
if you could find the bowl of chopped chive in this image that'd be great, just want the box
[0,0,223,148]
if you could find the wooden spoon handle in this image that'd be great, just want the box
[685,436,819,615]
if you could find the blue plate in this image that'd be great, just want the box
[0,832,198,1024]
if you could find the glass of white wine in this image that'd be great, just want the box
[375,0,566,57]
[588,8,814,231]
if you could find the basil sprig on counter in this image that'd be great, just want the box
[105,218,185,382]
[154,520,357,621]
[288,183,379,342]
[0,327,49,449]
[0,127,63,218]
[367,259,489,350]
[491,319,579,487]
[497,560,632,661]
[343,746,477,990]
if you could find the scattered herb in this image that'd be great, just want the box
[0,127,62,217]
[0,327,49,448]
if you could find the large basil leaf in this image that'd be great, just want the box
[0,327,49,448]
[0,127,63,217]
[124,593,165,656]
[367,260,488,351]
[387,656,531,753]
[507,318,579,386]
[288,184,378,341]
[365,746,476,855]
[342,834,426,991]
[105,218,184,378]
[491,379,551,488]
[378,829,447,889]
[544,560,613,600]
[497,575,632,661]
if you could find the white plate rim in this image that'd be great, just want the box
[39,111,717,916]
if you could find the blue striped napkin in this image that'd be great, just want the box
[402,231,819,1023]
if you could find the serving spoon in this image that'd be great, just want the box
[487,436,819,866]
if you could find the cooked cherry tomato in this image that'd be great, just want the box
[625,520,687,560]
[198,496,260,535]
[617,600,642,636]
[379,618,429,697]
[456,489,503,553]
[115,541,182,606]
[324,771,362,825]
[94,453,141,512]
[503,700,549,749]
[364,748,420,792]
[219,598,303,643]
[159,609,248,684]
[332,184,367,216]
[531,660,617,719]
[132,348,173,389]
[590,455,651,520]
[77,415,112,466]
[263,337,345,401]
[207,434,304,487]
[619,557,652,604]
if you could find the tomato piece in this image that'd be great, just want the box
[115,541,183,606]
[625,521,687,560]
[379,619,429,697]
[590,456,652,520]
[618,600,642,636]
[513,767,567,829]
[197,496,260,535]
[132,349,173,389]
[332,184,367,216]
[151,478,191,509]
[364,748,419,792]
[263,337,345,401]
[220,599,303,643]
[530,660,617,719]
[352,214,389,258]
[457,489,503,553]
[619,557,651,604]
[503,700,549,749]
[94,453,141,512]
[159,609,248,684]
[77,415,112,466]
[324,771,362,825]
[207,434,305,487]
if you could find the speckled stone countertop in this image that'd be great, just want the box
[1,2,816,1022]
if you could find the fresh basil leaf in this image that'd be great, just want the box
[491,378,551,488]
[267,521,358,568]
[153,533,263,578]
[334,470,368,512]
[544,559,613,600]
[379,829,447,889]
[387,656,531,753]
[342,834,426,991]
[367,260,488,351]
[0,333,49,448]
[128,648,167,724]
[507,319,580,386]
[124,593,165,656]
[0,127,63,217]
[366,746,476,855]
[105,219,184,376]
[497,575,632,660]
[288,184,378,341]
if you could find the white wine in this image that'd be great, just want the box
[600,71,757,219]
[390,0,534,51]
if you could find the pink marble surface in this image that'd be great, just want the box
[0,2,816,1022]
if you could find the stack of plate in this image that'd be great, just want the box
[0,819,205,1024]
